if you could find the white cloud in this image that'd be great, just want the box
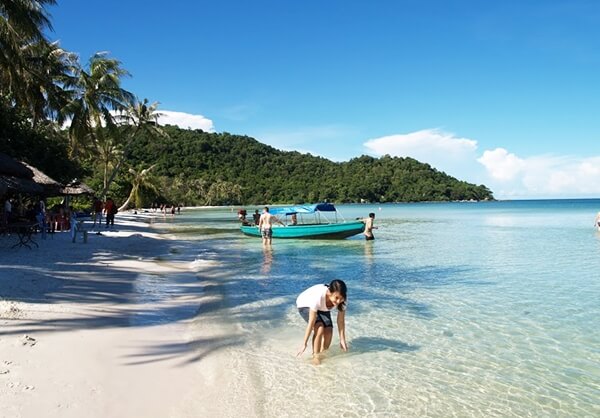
[362,129,600,198]
[157,110,215,132]
[363,129,479,177]
[477,148,525,181]
[364,129,478,158]
[478,150,600,197]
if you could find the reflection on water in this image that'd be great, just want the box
[261,247,273,275]
[364,241,374,264]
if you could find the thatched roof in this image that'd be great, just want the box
[62,179,95,195]
[0,175,44,195]
[21,162,63,193]
[0,153,34,178]
[0,153,64,197]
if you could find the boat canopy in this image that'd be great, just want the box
[268,203,337,216]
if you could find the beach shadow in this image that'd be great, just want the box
[348,336,420,354]
[122,335,246,366]
[0,215,467,365]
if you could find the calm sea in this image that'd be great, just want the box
[161,200,600,417]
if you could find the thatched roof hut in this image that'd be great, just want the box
[0,153,64,197]
[0,175,45,196]
[21,162,63,195]
[0,153,34,178]
[62,180,95,196]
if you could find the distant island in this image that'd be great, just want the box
[124,125,494,205]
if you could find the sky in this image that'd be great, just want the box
[48,0,600,199]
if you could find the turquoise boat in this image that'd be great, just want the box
[240,203,365,239]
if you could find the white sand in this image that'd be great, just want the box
[0,213,242,418]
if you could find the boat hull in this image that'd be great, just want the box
[240,221,365,239]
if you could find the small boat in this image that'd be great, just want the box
[240,203,365,239]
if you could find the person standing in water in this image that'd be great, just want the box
[361,212,378,240]
[595,212,600,231]
[296,279,348,365]
[258,206,284,246]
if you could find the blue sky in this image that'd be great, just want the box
[49,1,600,199]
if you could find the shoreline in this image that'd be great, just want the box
[0,213,245,417]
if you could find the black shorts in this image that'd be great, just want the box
[298,307,333,328]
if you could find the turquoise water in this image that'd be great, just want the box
[163,200,600,417]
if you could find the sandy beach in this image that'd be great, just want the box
[0,213,240,418]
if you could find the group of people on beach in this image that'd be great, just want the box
[151,202,181,216]
[91,197,118,228]
[1,195,77,234]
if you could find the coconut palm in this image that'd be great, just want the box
[17,40,78,124]
[0,0,56,99]
[118,164,158,211]
[96,128,122,197]
[99,98,167,198]
[60,52,134,157]
[206,180,242,205]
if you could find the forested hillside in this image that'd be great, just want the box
[127,126,494,205]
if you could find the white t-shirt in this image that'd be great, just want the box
[296,284,330,311]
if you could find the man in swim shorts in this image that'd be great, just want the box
[258,207,283,246]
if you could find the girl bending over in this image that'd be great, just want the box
[296,279,348,365]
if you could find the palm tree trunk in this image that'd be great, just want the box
[99,126,141,198]
[103,159,109,198]
[118,185,137,212]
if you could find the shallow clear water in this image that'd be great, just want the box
[163,200,600,417]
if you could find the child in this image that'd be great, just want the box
[296,279,348,365]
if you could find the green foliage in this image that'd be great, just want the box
[0,95,84,183]
[127,126,494,205]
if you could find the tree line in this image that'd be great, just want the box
[126,126,494,206]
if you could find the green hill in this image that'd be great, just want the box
[127,126,494,205]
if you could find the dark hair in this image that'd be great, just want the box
[264,207,269,212]
[369,212,375,218]
[328,279,347,311]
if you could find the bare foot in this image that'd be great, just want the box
[311,356,321,366]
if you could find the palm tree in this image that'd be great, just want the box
[96,128,121,198]
[206,180,242,205]
[0,0,56,100]
[60,52,134,157]
[99,98,167,197]
[118,164,158,211]
[17,40,78,124]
